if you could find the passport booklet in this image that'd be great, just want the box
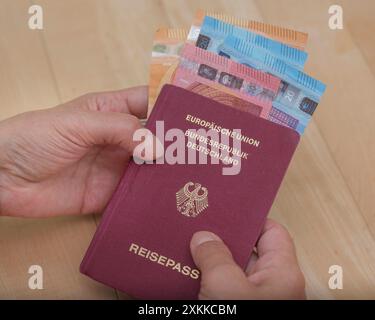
[80,85,300,299]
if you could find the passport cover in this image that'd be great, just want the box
[80,84,300,299]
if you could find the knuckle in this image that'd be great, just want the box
[202,262,239,285]
[269,220,289,236]
[73,92,101,111]
[82,92,97,100]
[211,262,240,276]
[267,220,295,244]
[83,92,99,110]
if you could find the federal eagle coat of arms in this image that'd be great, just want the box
[176,182,209,218]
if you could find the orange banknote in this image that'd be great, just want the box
[148,11,308,116]
[187,9,308,50]
[148,28,188,116]
[172,44,281,119]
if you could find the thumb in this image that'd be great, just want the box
[70,110,160,161]
[190,231,253,300]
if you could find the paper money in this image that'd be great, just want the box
[148,28,188,116]
[172,44,281,118]
[215,35,326,134]
[196,16,307,70]
[187,9,308,50]
[180,82,266,117]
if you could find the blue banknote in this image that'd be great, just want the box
[197,16,308,71]
[201,34,326,134]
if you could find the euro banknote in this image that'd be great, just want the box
[148,28,188,116]
[147,24,309,118]
[172,44,281,118]
[214,35,326,134]
[196,16,308,70]
[176,82,266,117]
[187,9,308,50]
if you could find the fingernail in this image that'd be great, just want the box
[191,231,222,249]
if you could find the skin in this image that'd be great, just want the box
[0,86,152,217]
[190,221,306,300]
[0,86,305,299]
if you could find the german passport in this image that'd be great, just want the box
[80,85,300,299]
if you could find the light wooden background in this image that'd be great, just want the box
[0,0,374,299]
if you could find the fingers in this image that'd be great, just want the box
[74,110,156,161]
[73,86,149,119]
[249,219,306,299]
[189,223,305,300]
[256,219,298,264]
[49,87,163,162]
[190,231,253,299]
[243,220,297,276]
[108,86,149,118]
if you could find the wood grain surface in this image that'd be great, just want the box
[0,0,374,299]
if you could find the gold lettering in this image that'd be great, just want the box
[165,258,176,268]
[128,243,199,280]
[149,252,158,262]
[129,243,139,254]
[157,255,167,265]
[190,269,200,280]
[172,263,181,272]
[185,114,261,148]
[138,247,147,257]
[181,265,191,276]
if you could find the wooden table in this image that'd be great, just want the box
[0,0,374,299]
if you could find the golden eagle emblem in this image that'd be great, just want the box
[176,182,208,218]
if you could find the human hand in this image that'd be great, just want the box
[0,86,155,217]
[190,219,306,300]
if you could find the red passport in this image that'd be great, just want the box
[80,85,300,299]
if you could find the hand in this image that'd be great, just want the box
[0,86,154,217]
[190,219,306,300]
